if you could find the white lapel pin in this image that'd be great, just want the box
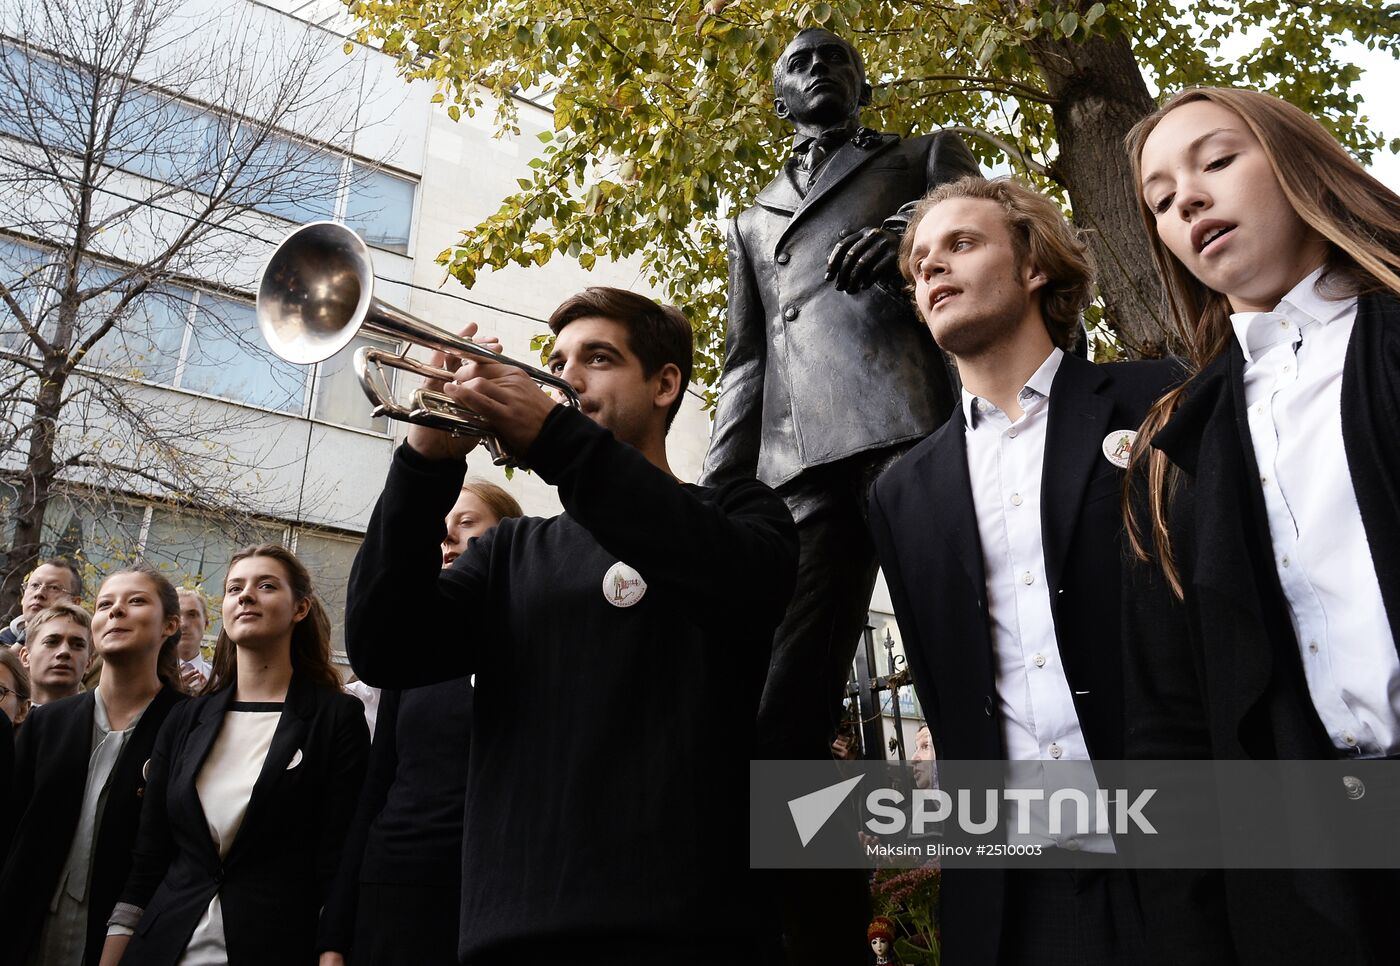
[142,758,151,781]
[602,561,647,608]
[1101,430,1138,469]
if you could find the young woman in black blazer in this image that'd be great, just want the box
[1123,89,1400,964]
[1,565,185,966]
[320,480,522,966]
[100,544,369,966]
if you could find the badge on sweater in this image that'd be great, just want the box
[1101,430,1138,469]
[603,561,647,608]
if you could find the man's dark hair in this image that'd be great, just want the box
[548,287,694,432]
[34,557,83,599]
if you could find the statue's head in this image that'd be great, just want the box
[773,28,871,131]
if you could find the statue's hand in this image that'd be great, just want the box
[826,227,900,293]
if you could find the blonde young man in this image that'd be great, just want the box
[868,177,1182,966]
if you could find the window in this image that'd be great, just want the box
[229,131,343,225]
[181,292,307,413]
[292,529,362,655]
[345,164,415,255]
[39,494,147,580]
[0,236,52,350]
[143,507,284,636]
[110,89,226,194]
[312,333,394,433]
[0,45,86,154]
[76,264,187,383]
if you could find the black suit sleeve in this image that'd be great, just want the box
[1121,467,1235,966]
[345,444,485,689]
[318,688,402,954]
[313,695,370,952]
[701,218,766,485]
[868,479,942,750]
[0,711,13,864]
[527,405,798,627]
[119,700,190,911]
[0,708,34,881]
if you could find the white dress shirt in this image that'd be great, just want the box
[963,348,1109,850]
[1232,267,1400,758]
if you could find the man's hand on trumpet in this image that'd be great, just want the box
[405,322,503,462]
[444,351,559,458]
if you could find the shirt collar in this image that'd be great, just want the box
[790,121,860,156]
[961,347,1065,427]
[1229,265,1357,363]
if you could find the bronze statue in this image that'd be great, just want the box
[704,28,981,762]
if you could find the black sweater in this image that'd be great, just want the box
[346,406,798,962]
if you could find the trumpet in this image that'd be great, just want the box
[255,221,580,466]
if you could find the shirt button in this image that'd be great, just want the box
[1260,474,1269,486]
[1308,640,1319,654]
[776,251,790,264]
[783,306,799,321]
[1343,733,1358,747]
[1281,555,1290,568]
[1010,493,1023,506]
[1049,743,1063,759]
[1032,653,1046,668]
[1282,363,1292,373]
[1021,572,1034,586]
[977,400,989,414]
[1008,428,1018,439]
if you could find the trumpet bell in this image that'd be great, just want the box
[257,221,374,366]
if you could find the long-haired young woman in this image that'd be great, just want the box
[1124,87,1400,965]
[320,480,522,965]
[1,566,185,966]
[101,545,368,966]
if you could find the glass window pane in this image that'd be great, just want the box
[313,333,391,433]
[344,165,415,255]
[180,292,307,412]
[39,493,147,586]
[77,265,188,384]
[0,479,19,547]
[143,507,283,637]
[0,45,86,154]
[110,89,225,193]
[292,530,362,656]
[0,235,52,350]
[228,131,342,224]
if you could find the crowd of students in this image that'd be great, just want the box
[0,79,1398,966]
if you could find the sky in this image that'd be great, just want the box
[1340,38,1400,191]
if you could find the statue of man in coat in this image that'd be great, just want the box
[703,28,981,762]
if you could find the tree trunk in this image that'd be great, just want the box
[1,365,65,618]
[1026,24,1174,358]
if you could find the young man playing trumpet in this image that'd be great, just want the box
[346,288,798,966]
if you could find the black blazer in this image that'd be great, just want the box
[703,129,980,488]
[0,686,184,966]
[1124,290,1400,965]
[869,352,1182,966]
[119,674,368,966]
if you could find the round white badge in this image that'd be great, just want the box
[602,561,647,608]
[1101,429,1138,469]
